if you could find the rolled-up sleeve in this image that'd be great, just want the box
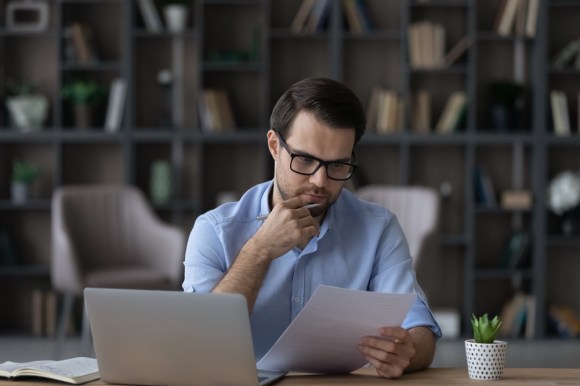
[182,214,226,293]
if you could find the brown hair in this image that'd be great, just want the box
[270,77,366,145]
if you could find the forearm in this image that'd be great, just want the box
[212,237,272,311]
[405,326,436,373]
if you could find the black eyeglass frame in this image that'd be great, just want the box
[275,132,358,181]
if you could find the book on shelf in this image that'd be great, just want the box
[305,0,332,33]
[497,229,530,269]
[499,292,536,339]
[137,0,163,32]
[525,0,539,38]
[444,36,471,68]
[342,0,363,34]
[411,89,431,133]
[500,189,532,210]
[198,89,236,133]
[365,86,382,131]
[291,0,317,33]
[104,78,127,133]
[290,0,332,34]
[367,88,402,134]
[474,165,497,206]
[550,90,571,136]
[31,289,58,337]
[0,357,99,385]
[0,227,16,266]
[435,91,466,134]
[551,38,580,70]
[69,22,98,64]
[548,305,580,339]
[495,0,520,37]
[342,0,374,34]
[408,21,446,69]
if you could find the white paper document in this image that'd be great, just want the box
[257,285,416,374]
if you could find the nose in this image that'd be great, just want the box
[308,164,330,188]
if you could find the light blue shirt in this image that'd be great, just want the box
[183,180,441,360]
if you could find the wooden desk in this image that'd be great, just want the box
[1,367,579,385]
[279,367,580,385]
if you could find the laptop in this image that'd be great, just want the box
[84,288,286,386]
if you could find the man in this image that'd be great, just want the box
[183,77,441,378]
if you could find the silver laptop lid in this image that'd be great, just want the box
[84,288,263,386]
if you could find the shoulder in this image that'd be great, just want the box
[200,181,270,227]
[336,188,397,222]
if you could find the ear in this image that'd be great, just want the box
[267,130,280,160]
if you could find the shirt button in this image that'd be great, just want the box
[294,296,301,303]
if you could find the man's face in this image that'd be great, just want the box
[267,110,356,214]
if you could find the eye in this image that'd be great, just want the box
[329,163,348,171]
[296,156,316,165]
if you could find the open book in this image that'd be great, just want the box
[0,357,99,384]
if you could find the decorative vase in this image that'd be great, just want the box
[163,5,188,33]
[465,339,507,380]
[5,94,49,132]
[150,160,171,204]
[11,182,29,205]
[74,104,93,129]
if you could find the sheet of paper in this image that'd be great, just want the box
[257,285,416,374]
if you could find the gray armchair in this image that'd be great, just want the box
[51,185,185,355]
[355,185,440,267]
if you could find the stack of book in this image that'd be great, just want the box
[365,87,404,134]
[408,21,446,69]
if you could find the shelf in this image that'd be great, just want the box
[0,265,50,278]
[1,0,579,340]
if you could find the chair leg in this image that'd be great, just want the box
[54,293,75,359]
[80,302,93,357]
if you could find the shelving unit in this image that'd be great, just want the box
[1,0,579,338]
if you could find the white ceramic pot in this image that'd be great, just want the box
[11,182,29,204]
[163,5,188,33]
[465,339,507,380]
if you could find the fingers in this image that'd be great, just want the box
[358,328,415,379]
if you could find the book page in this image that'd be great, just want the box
[0,357,99,384]
[257,285,415,373]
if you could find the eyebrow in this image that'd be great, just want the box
[287,145,353,164]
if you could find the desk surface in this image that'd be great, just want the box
[1,367,579,385]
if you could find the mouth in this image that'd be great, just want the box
[302,193,327,204]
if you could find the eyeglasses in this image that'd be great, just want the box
[276,132,357,181]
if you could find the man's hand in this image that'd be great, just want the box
[358,326,415,378]
[358,326,435,379]
[253,196,321,259]
[213,196,321,311]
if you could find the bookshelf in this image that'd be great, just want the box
[1,0,580,338]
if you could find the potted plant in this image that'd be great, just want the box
[11,159,40,204]
[465,313,506,380]
[162,0,190,33]
[61,79,106,128]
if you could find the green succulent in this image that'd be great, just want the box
[61,80,106,106]
[471,313,502,344]
[12,160,40,184]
